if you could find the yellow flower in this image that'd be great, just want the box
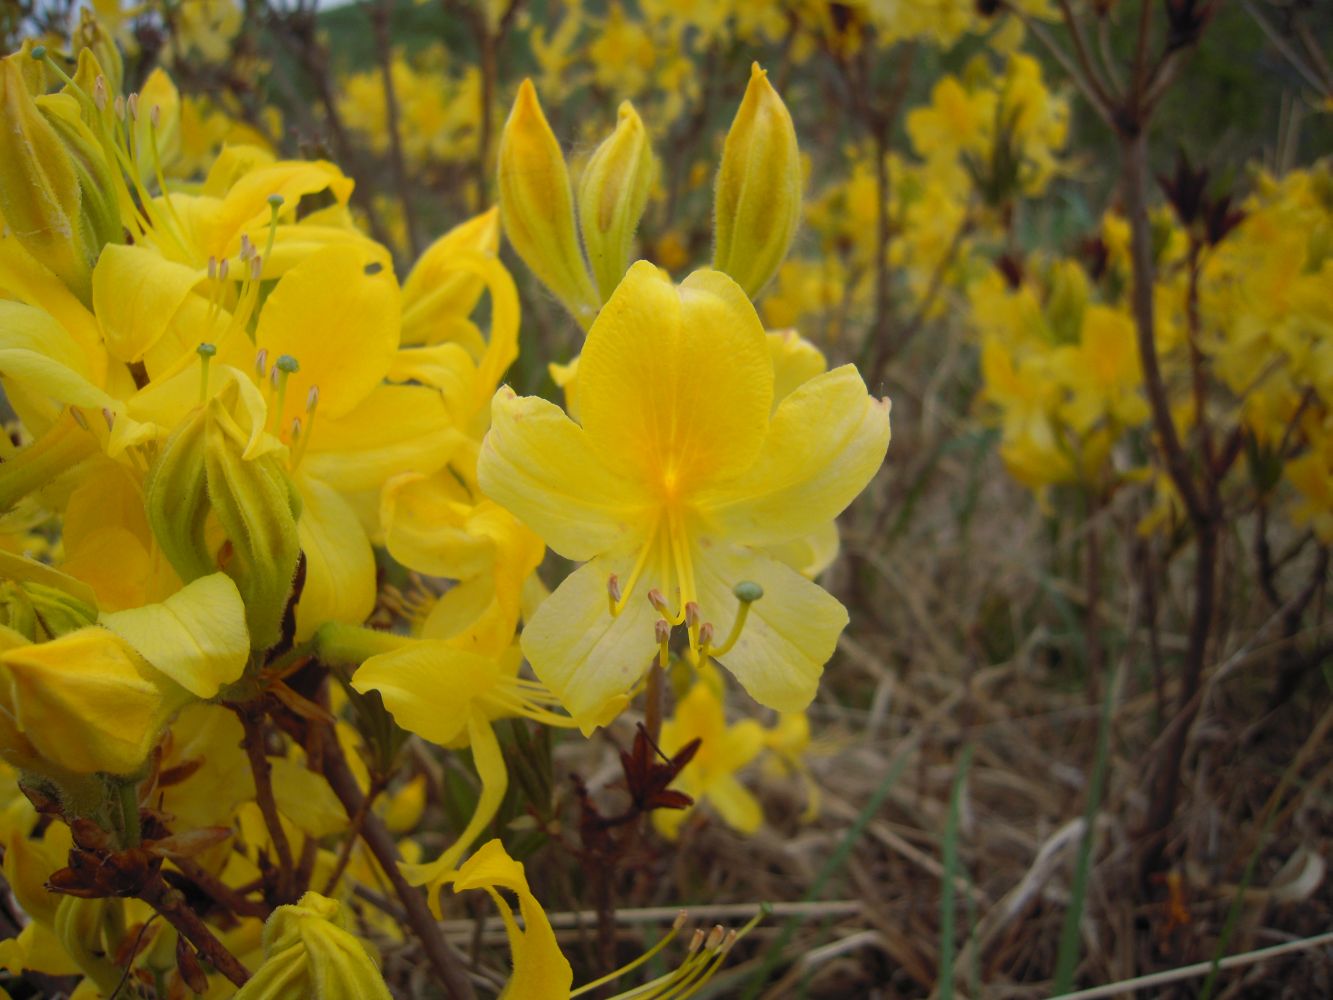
[447,839,572,999]
[655,668,765,839]
[479,262,890,731]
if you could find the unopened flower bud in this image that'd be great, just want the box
[713,63,801,297]
[0,56,92,300]
[497,79,599,326]
[578,100,657,301]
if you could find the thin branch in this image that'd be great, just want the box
[139,873,251,988]
[236,706,296,904]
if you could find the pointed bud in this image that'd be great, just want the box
[37,89,124,259]
[578,100,657,301]
[145,406,215,585]
[713,63,801,297]
[497,79,599,326]
[0,55,92,301]
[73,7,124,94]
[203,395,303,652]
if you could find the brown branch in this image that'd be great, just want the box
[139,873,251,988]
[321,777,384,897]
[169,857,271,920]
[318,727,478,1000]
[236,706,296,904]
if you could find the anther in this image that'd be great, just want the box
[698,622,714,649]
[290,417,302,441]
[647,588,670,616]
[238,233,253,260]
[718,929,740,955]
[150,104,160,129]
[305,386,319,412]
[254,348,268,379]
[93,75,107,111]
[686,929,705,955]
[207,256,217,280]
[673,911,688,932]
[685,602,700,629]
[250,254,262,280]
[655,618,671,645]
[217,258,229,281]
[607,574,622,616]
[101,408,115,429]
[113,95,125,120]
[127,92,139,120]
[704,926,725,951]
[69,407,89,431]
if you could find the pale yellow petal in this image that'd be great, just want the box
[478,388,644,561]
[694,543,847,713]
[519,554,649,733]
[93,244,204,363]
[101,572,249,698]
[698,366,890,547]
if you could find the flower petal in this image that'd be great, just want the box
[478,388,644,561]
[294,474,377,640]
[251,243,399,429]
[695,543,848,713]
[577,263,772,492]
[698,365,890,547]
[520,554,651,734]
[101,573,249,699]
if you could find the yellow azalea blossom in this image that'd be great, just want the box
[448,839,572,999]
[350,639,579,911]
[479,261,890,731]
[655,665,765,839]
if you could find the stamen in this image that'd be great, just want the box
[267,354,299,438]
[69,407,89,431]
[254,348,268,380]
[569,910,690,998]
[239,233,253,262]
[127,92,139,121]
[702,582,764,659]
[207,256,217,280]
[93,75,107,111]
[607,574,622,616]
[196,342,216,402]
[609,513,662,618]
[287,386,320,471]
[101,408,115,429]
[217,257,230,282]
[655,619,671,669]
[262,194,284,262]
[114,95,125,121]
[647,589,670,617]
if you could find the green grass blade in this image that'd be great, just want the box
[739,748,915,998]
[1052,669,1117,993]
[939,742,974,1000]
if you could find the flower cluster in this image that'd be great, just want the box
[0,17,887,997]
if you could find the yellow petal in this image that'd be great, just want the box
[698,366,890,546]
[0,300,113,413]
[478,388,644,561]
[381,472,495,580]
[92,244,204,363]
[399,713,508,913]
[252,243,399,430]
[401,208,500,346]
[519,554,649,733]
[0,628,176,775]
[101,573,249,699]
[271,757,346,838]
[294,474,377,640]
[352,642,500,746]
[694,543,847,713]
[302,384,460,494]
[767,328,827,408]
[707,773,763,834]
[577,263,772,492]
